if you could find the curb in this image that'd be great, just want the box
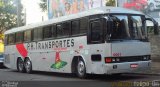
[126,72,160,76]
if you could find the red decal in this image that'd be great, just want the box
[16,44,28,58]
[55,52,61,63]
[79,45,83,49]
[113,53,121,57]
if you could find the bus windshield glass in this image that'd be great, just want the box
[108,15,147,41]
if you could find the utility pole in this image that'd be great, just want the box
[115,0,118,7]
[17,0,22,27]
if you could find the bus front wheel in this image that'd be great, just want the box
[24,58,32,73]
[76,59,86,78]
[17,58,25,73]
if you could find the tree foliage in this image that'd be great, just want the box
[39,0,47,12]
[0,0,24,42]
[106,0,116,6]
[0,0,17,33]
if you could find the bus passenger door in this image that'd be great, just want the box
[88,18,104,44]
[87,18,105,74]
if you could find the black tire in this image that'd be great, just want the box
[112,73,122,76]
[0,63,4,68]
[17,58,25,73]
[24,58,32,74]
[76,59,86,78]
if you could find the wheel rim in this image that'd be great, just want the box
[77,61,85,76]
[25,60,31,72]
[18,59,24,71]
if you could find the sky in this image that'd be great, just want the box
[21,0,47,25]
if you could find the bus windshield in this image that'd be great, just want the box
[108,15,147,41]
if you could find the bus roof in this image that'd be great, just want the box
[5,6,144,35]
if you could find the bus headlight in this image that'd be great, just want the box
[116,58,120,62]
[143,56,147,60]
[143,56,151,61]
[146,55,151,60]
[112,58,116,62]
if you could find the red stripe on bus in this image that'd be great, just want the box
[55,52,61,63]
[16,44,28,58]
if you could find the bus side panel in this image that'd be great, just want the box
[30,50,73,73]
[4,45,17,70]
[25,37,77,73]
[28,52,44,71]
[87,43,111,74]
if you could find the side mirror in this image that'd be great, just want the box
[146,18,159,35]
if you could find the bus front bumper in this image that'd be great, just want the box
[104,61,151,74]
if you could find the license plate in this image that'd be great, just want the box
[130,64,138,68]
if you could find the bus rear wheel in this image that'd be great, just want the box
[24,58,32,74]
[17,58,25,73]
[76,59,86,78]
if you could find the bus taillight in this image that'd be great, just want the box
[105,58,120,63]
[105,58,112,63]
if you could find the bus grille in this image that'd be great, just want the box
[105,55,151,63]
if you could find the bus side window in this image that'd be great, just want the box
[90,21,102,42]
[52,25,56,38]
[71,20,79,35]
[80,17,88,34]
[56,24,63,37]
[32,29,37,41]
[56,22,70,37]
[24,30,31,42]
[43,25,52,39]
[9,34,15,44]
[16,32,23,43]
[37,28,43,40]
[33,29,37,41]
[33,28,43,41]
[62,22,70,36]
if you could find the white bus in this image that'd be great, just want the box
[4,7,159,78]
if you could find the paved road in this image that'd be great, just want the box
[0,68,160,87]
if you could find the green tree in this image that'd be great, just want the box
[106,0,116,6]
[39,0,47,12]
[0,0,16,32]
[0,0,23,32]
[0,0,24,42]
